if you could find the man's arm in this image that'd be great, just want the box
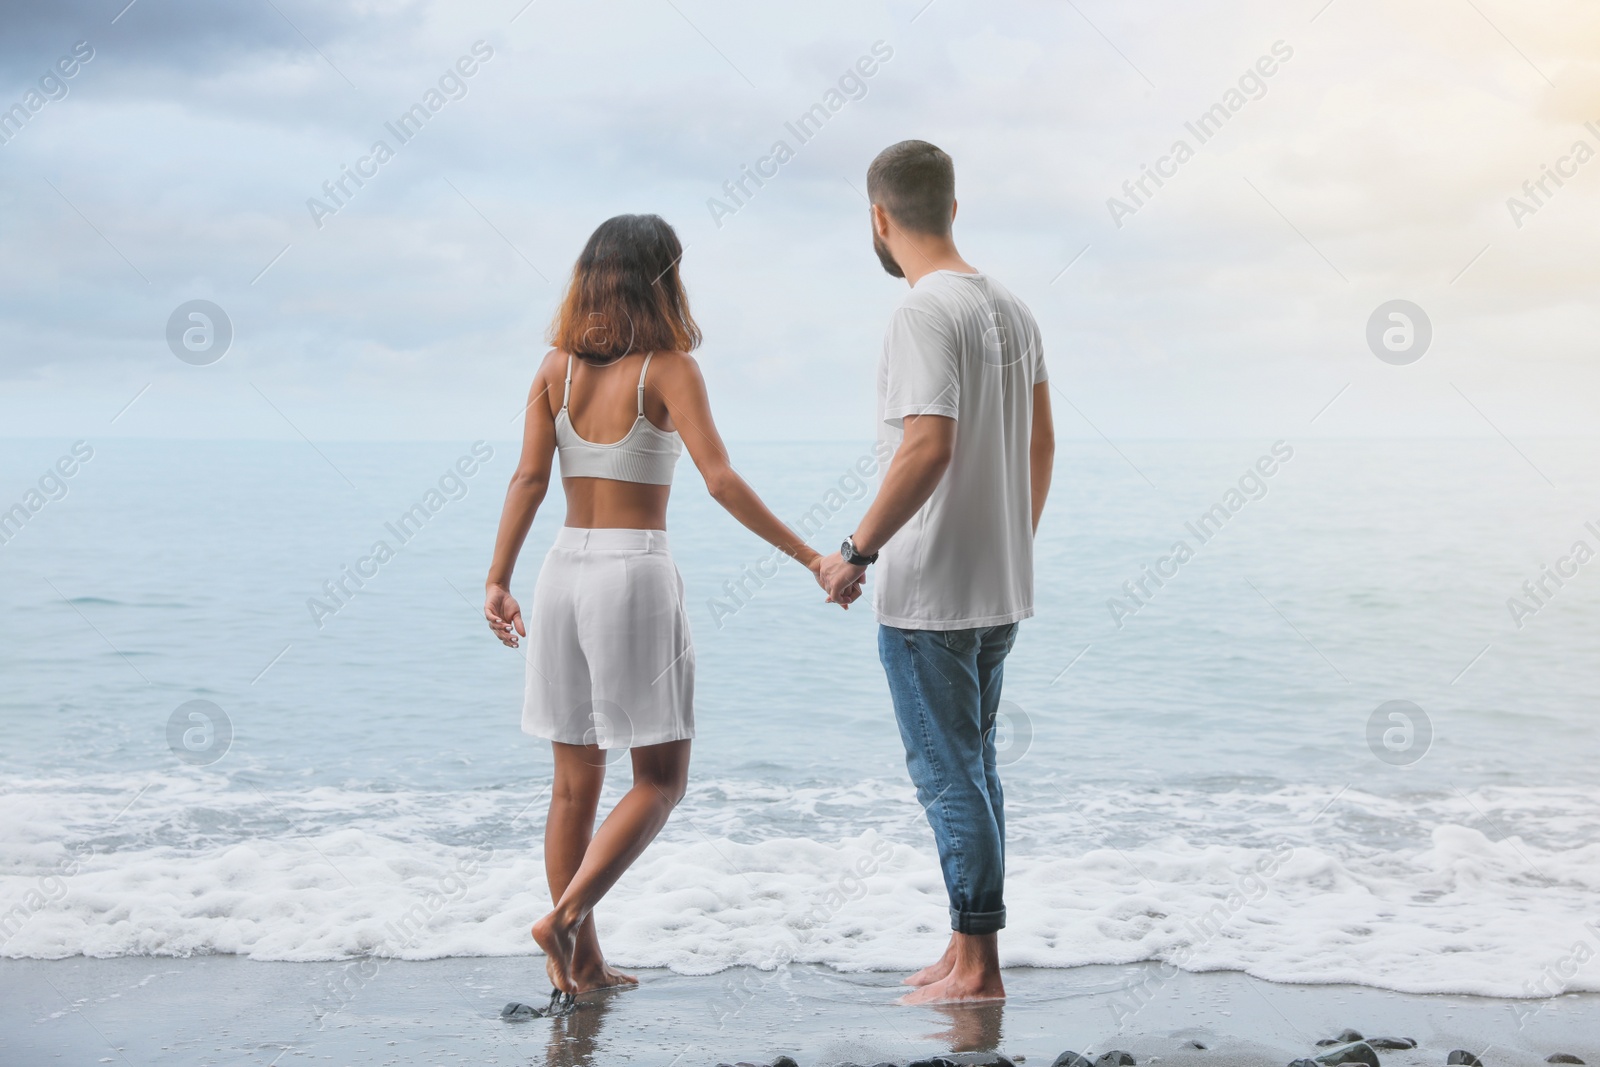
[1030,381,1054,532]
[819,413,955,604]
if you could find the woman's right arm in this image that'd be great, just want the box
[484,353,560,647]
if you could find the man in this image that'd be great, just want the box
[820,139,1054,1005]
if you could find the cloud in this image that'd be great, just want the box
[0,0,1597,442]
[0,0,386,74]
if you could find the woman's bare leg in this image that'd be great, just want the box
[539,742,636,991]
[532,739,690,993]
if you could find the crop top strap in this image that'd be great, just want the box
[561,354,574,412]
[636,352,654,417]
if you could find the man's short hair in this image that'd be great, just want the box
[866,140,955,236]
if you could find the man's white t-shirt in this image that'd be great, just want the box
[873,270,1047,631]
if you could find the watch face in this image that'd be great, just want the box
[841,538,854,560]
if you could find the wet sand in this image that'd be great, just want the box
[2,957,1595,1067]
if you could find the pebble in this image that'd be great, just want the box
[1446,1052,1483,1067]
[1094,1054,1136,1067]
[1051,1055,1092,1067]
[1368,1040,1416,1051]
[1316,1042,1380,1067]
[1318,1031,1366,1047]
[1546,1058,1584,1065]
[498,1002,538,1020]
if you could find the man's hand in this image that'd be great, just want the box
[818,552,868,608]
[484,584,525,647]
[805,552,846,601]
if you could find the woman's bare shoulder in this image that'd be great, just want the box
[522,348,566,413]
[531,347,568,386]
[647,349,703,381]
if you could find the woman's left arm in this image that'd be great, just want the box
[654,353,823,577]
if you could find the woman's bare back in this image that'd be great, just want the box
[543,348,680,530]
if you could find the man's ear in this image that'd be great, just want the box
[950,198,958,224]
[871,203,891,239]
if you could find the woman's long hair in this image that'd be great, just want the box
[548,214,701,363]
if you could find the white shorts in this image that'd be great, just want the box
[522,527,694,749]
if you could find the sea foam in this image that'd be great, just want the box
[3,773,1598,999]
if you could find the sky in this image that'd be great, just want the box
[1,0,1597,443]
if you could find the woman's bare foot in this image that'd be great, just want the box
[903,935,959,986]
[531,911,579,993]
[568,957,638,993]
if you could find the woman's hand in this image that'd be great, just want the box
[484,584,526,647]
[806,553,829,597]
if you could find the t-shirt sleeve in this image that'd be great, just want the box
[1031,319,1048,385]
[881,306,960,428]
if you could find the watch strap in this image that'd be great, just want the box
[841,536,878,566]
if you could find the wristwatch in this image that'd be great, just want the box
[840,535,878,566]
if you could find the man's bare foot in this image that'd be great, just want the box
[531,912,579,993]
[896,970,1005,1005]
[903,935,959,986]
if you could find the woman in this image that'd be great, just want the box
[483,214,823,995]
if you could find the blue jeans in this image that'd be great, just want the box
[878,622,1018,935]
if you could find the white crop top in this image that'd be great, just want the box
[554,353,683,486]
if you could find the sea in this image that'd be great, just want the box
[1,436,1597,1000]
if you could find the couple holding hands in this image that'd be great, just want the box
[483,140,1054,1005]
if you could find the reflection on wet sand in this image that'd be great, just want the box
[925,997,1006,1053]
[537,987,624,1067]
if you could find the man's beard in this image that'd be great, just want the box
[872,229,905,279]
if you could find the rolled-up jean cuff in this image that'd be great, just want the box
[951,906,1006,935]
